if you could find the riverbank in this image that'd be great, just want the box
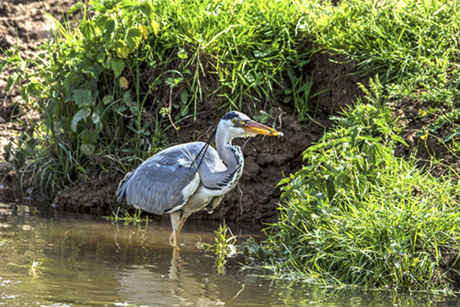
[1,0,460,291]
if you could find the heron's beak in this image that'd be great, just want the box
[243,120,284,137]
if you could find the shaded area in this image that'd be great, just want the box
[394,98,460,179]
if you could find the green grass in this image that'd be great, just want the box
[302,0,460,143]
[265,78,460,291]
[104,207,148,225]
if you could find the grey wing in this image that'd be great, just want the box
[116,145,203,215]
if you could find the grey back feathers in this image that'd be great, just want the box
[117,142,221,215]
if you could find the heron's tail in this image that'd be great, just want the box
[116,170,135,202]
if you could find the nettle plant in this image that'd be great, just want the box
[49,0,160,155]
[4,0,163,191]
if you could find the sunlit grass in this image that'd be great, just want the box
[265,79,460,291]
[104,207,148,225]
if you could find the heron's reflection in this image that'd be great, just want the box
[116,245,226,306]
[168,247,182,280]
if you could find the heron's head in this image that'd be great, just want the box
[219,111,283,139]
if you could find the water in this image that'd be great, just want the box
[0,196,458,306]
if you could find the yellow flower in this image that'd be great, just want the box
[119,77,129,89]
[420,131,428,140]
[116,45,130,59]
[419,109,427,117]
[138,25,149,40]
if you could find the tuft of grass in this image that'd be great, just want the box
[265,79,460,291]
[104,207,148,225]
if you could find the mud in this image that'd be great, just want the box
[394,98,460,179]
[0,0,79,159]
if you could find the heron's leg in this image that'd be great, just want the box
[169,211,181,248]
[176,213,190,237]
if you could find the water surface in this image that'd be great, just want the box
[0,197,458,306]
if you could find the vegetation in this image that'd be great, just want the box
[266,79,460,291]
[304,0,460,144]
[1,0,309,192]
[2,0,460,292]
[104,207,148,225]
[259,0,460,292]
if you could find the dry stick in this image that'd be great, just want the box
[196,126,214,142]
[237,183,244,216]
[305,112,326,128]
[228,284,245,303]
[168,88,179,130]
[241,137,251,149]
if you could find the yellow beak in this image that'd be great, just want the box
[243,120,284,137]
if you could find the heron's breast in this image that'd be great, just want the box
[181,185,217,214]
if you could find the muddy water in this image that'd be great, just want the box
[0,200,458,307]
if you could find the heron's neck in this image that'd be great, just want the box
[202,125,244,191]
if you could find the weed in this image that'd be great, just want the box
[197,222,237,275]
[104,207,148,226]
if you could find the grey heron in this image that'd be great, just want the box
[117,111,283,247]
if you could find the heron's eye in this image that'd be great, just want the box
[231,119,237,124]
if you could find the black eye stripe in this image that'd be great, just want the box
[223,111,239,120]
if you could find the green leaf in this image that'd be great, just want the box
[80,143,95,155]
[71,109,91,132]
[80,129,100,144]
[139,2,155,23]
[444,129,460,142]
[79,20,93,39]
[93,104,103,131]
[390,134,408,146]
[178,48,188,59]
[122,91,131,103]
[247,240,259,254]
[111,58,125,78]
[68,2,83,16]
[120,0,138,7]
[180,88,188,104]
[73,89,95,107]
[151,21,160,36]
[102,95,113,105]
[104,19,116,44]
[126,28,142,51]
[6,72,19,95]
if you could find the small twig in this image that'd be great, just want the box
[241,138,251,149]
[237,183,244,216]
[197,126,214,142]
[228,284,245,303]
[305,112,326,128]
[168,88,179,130]
[274,109,286,130]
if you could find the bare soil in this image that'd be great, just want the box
[394,98,460,178]
[1,0,457,224]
